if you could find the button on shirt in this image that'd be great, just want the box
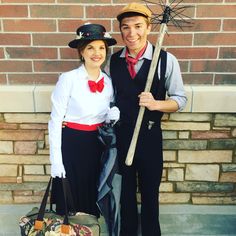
[105,41,187,111]
[48,64,114,165]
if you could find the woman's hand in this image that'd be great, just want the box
[105,106,120,124]
[51,163,66,178]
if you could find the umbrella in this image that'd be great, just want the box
[97,123,122,236]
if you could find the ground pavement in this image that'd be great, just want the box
[0,204,235,235]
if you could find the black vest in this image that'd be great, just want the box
[110,48,167,127]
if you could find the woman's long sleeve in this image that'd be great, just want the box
[48,74,72,165]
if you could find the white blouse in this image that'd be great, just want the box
[48,64,114,165]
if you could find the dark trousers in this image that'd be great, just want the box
[116,122,163,236]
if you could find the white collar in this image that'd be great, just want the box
[119,41,153,61]
[80,63,103,82]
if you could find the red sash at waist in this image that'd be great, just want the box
[65,121,103,131]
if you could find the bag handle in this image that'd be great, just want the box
[62,178,69,225]
[34,177,52,230]
[34,177,71,234]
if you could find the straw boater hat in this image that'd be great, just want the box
[117,2,152,22]
[68,23,117,48]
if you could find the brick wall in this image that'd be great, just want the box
[0,0,236,204]
[0,0,236,85]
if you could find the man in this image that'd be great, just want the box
[107,3,187,236]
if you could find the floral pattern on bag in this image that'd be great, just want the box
[19,215,93,236]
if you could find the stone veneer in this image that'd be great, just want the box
[0,85,235,205]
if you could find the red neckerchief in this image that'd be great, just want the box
[125,43,147,79]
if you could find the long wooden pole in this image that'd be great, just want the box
[125,23,168,166]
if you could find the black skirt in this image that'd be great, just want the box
[51,126,103,217]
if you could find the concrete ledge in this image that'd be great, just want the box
[34,86,53,112]
[0,86,35,112]
[0,85,54,113]
[0,85,236,113]
[0,204,236,235]
[190,86,236,113]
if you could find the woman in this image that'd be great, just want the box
[48,23,119,217]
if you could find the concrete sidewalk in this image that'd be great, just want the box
[0,204,235,235]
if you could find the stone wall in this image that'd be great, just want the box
[0,113,50,204]
[0,87,235,204]
[159,113,236,205]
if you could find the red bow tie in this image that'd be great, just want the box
[88,77,104,93]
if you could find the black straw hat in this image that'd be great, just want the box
[68,23,117,48]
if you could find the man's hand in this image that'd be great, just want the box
[139,92,180,112]
[139,92,157,111]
